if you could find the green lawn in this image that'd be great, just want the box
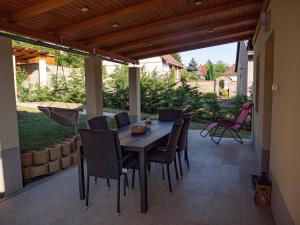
[17,107,250,152]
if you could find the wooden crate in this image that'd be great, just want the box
[74,135,81,151]
[61,155,72,169]
[30,164,49,178]
[60,141,72,156]
[65,137,76,152]
[255,184,272,207]
[48,145,62,161]
[21,152,33,168]
[71,152,78,164]
[22,167,31,180]
[33,149,49,165]
[48,159,61,174]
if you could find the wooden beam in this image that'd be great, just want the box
[83,0,261,47]
[4,0,76,22]
[0,21,136,64]
[55,0,174,35]
[127,26,255,57]
[135,34,253,60]
[109,14,258,53]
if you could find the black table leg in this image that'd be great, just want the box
[139,150,148,213]
[78,146,85,200]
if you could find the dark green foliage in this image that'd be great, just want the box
[205,63,215,80]
[187,58,198,72]
[19,69,86,103]
[214,60,227,78]
[205,60,227,80]
[104,65,129,110]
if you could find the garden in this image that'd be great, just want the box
[16,60,251,152]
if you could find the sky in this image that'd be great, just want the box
[180,43,238,67]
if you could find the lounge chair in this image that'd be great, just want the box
[200,102,253,144]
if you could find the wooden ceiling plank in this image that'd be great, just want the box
[135,33,253,60]
[0,21,136,64]
[4,0,77,22]
[127,26,255,57]
[109,14,258,53]
[83,0,261,47]
[55,0,174,35]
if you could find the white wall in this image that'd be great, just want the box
[253,0,300,224]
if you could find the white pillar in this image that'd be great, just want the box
[84,57,103,120]
[12,55,18,102]
[0,37,23,196]
[38,59,47,86]
[128,66,141,122]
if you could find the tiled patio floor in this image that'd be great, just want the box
[0,131,275,225]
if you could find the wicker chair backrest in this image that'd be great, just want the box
[115,112,131,128]
[158,109,183,122]
[80,129,122,179]
[177,115,192,152]
[166,119,184,163]
[88,116,109,130]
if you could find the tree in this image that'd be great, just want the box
[171,53,182,63]
[187,58,198,72]
[205,63,216,80]
[214,60,227,78]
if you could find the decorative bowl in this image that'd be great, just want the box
[131,125,147,134]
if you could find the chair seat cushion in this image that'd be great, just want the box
[147,149,167,163]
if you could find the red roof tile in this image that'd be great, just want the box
[161,55,184,68]
[199,65,208,76]
[223,64,237,76]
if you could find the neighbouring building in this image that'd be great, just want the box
[215,64,238,97]
[198,64,208,79]
[103,54,184,80]
[14,46,81,93]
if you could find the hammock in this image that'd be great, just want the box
[38,106,81,128]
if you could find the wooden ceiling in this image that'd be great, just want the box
[0,0,263,64]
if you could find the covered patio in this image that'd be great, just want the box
[0,0,299,225]
[0,131,274,225]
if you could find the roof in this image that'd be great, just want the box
[0,0,262,64]
[161,55,184,68]
[199,65,208,76]
[13,46,55,64]
[223,64,238,76]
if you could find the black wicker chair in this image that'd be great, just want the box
[79,129,137,215]
[158,109,183,122]
[176,115,192,177]
[114,112,131,128]
[88,116,109,130]
[147,119,184,192]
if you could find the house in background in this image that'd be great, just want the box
[13,46,56,87]
[14,46,81,91]
[103,54,184,80]
[236,40,254,97]
[198,64,208,79]
[215,64,238,97]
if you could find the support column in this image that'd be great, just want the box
[0,37,23,196]
[12,55,18,102]
[128,66,141,122]
[84,57,103,120]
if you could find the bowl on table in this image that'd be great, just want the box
[131,125,147,135]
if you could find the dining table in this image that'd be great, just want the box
[77,120,174,213]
